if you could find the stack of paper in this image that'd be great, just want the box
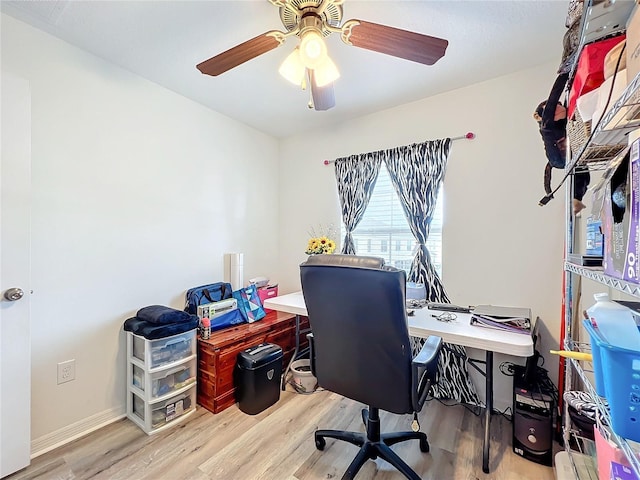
[470,305,533,335]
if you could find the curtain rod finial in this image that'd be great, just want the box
[466,132,475,139]
[324,160,331,165]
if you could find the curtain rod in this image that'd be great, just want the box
[322,132,475,165]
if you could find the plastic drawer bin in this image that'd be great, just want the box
[583,320,608,397]
[132,357,196,399]
[132,386,196,429]
[235,343,283,415]
[132,330,196,369]
[584,320,640,442]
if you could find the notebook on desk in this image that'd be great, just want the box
[473,305,531,319]
[470,305,533,334]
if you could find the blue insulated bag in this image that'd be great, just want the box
[184,282,232,315]
[210,308,245,332]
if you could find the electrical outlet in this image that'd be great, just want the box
[57,359,75,384]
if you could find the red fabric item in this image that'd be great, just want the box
[568,34,626,119]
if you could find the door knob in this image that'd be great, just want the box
[4,287,24,301]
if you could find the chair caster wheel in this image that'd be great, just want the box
[315,436,326,451]
[419,438,430,453]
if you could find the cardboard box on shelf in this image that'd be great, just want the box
[599,138,640,285]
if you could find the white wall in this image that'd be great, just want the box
[2,14,281,452]
[278,62,567,409]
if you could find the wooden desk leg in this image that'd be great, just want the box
[483,350,493,474]
[282,314,301,390]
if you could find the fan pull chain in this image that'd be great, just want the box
[306,70,314,109]
[411,412,420,432]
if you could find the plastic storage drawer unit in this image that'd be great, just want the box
[131,357,196,399]
[126,329,197,434]
[235,343,283,415]
[132,385,196,429]
[132,330,196,369]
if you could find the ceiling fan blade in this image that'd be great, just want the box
[310,73,335,111]
[197,31,284,76]
[342,20,448,66]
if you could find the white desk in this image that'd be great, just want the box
[264,291,308,317]
[408,307,533,357]
[265,291,534,474]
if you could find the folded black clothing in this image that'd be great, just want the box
[136,305,195,325]
[123,316,198,340]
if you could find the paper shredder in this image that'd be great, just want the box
[235,343,283,415]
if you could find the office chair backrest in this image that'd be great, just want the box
[300,254,414,415]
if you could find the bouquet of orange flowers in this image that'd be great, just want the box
[305,225,337,255]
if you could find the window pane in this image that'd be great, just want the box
[341,164,443,276]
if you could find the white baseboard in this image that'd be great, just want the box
[31,406,126,458]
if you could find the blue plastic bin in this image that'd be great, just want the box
[599,340,640,443]
[584,319,640,442]
[583,320,608,397]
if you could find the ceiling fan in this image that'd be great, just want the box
[196,0,448,111]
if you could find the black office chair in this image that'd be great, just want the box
[300,254,443,480]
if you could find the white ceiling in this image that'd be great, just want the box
[1,0,569,138]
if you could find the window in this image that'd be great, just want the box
[341,164,443,276]
[393,259,413,271]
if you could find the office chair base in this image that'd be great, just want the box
[315,408,429,480]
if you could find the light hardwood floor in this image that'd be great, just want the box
[7,389,557,480]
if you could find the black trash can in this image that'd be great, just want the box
[235,343,283,415]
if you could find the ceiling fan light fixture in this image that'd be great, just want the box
[299,29,327,69]
[278,47,306,85]
[313,56,340,87]
[197,0,449,112]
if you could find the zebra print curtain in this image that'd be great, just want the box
[334,153,383,254]
[384,139,480,406]
[384,139,450,297]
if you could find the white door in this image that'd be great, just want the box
[1,74,32,477]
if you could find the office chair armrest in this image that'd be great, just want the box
[411,335,443,411]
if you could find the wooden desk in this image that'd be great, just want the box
[197,310,309,414]
[264,291,534,474]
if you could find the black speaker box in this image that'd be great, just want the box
[512,366,554,466]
